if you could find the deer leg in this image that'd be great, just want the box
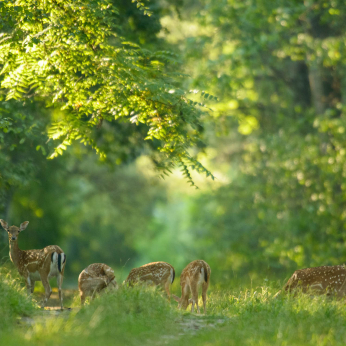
[80,292,86,305]
[164,280,171,301]
[91,287,99,300]
[89,278,106,301]
[180,284,190,310]
[30,280,36,294]
[202,282,208,314]
[190,282,200,313]
[172,294,181,307]
[25,275,32,295]
[40,274,52,308]
[337,276,346,298]
[57,273,64,310]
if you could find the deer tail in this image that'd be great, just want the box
[58,253,66,273]
[51,252,66,273]
[171,267,175,284]
[201,262,209,283]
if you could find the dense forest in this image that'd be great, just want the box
[1,0,346,287]
[3,1,346,346]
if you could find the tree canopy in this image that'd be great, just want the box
[0,0,214,184]
[2,0,346,283]
[168,0,346,275]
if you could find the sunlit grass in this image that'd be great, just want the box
[2,285,179,346]
[0,267,37,333]
[2,274,346,346]
[170,286,346,346]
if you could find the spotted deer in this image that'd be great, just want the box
[0,220,66,309]
[275,265,346,298]
[78,263,118,305]
[125,261,175,298]
[173,260,211,313]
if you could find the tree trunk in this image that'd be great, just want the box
[341,69,346,107]
[0,187,13,246]
[308,64,325,115]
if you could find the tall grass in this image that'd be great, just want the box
[168,285,346,346]
[2,278,346,346]
[2,286,179,346]
[0,268,37,334]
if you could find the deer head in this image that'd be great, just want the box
[0,220,29,241]
[104,278,118,292]
[172,294,192,307]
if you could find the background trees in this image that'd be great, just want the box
[0,0,212,180]
[1,0,346,285]
[162,0,346,280]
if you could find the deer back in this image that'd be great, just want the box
[78,263,117,295]
[17,245,63,276]
[284,265,346,295]
[126,261,174,286]
[181,260,210,287]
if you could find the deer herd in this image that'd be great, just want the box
[2,219,346,312]
[0,219,211,312]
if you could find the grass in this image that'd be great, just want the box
[0,268,37,335]
[2,273,346,346]
[172,287,346,346]
[1,285,180,346]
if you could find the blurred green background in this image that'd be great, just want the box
[2,0,346,290]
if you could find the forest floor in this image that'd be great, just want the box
[18,288,227,344]
[3,284,346,346]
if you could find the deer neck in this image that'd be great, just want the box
[9,240,22,267]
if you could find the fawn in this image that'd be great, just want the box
[0,220,66,309]
[125,261,175,298]
[173,260,211,313]
[275,265,346,298]
[78,263,118,304]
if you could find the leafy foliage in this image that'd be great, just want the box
[0,98,52,219]
[0,0,213,179]
[153,0,346,274]
[4,0,346,301]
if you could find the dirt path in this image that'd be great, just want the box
[32,288,77,308]
[19,290,227,345]
[17,289,77,327]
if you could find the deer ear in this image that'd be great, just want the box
[0,219,9,231]
[19,221,29,231]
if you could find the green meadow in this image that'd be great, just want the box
[2,271,346,346]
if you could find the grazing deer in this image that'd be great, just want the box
[125,261,175,298]
[78,263,118,305]
[275,265,346,298]
[0,220,66,309]
[173,260,211,314]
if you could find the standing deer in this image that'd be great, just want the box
[125,261,175,298]
[0,220,66,309]
[78,263,118,305]
[173,260,211,314]
[275,265,346,298]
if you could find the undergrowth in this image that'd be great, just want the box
[2,279,346,346]
[3,286,179,346]
[0,268,37,335]
[167,286,346,346]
